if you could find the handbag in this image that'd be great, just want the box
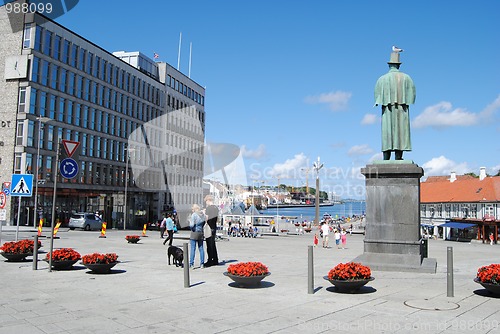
[190,231,204,240]
[203,223,212,239]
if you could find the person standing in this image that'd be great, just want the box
[321,222,330,248]
[162,213,175,246]
[204,195,219,267]
[340,228,347,249]
[189,204,205,269]
[335,229,341,249]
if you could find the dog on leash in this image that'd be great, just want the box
[167,246,184,267]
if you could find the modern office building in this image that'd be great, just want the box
[0,1,206,228]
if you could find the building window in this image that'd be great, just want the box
[16,121,25,146]
[50,64,58,90]
[47,125,54,150]
[34,25,43,51]
[18,87,27,113]
[41,59,49,86]
[43,30,52,56]
[14,153,22,173]
[62,40,70,64]
[70,44,78,68]
[53,35,61,60]
[79,48,86,71]
[23,23,33,48]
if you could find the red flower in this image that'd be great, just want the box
[0,239,41,254]
[45,248,81,261]
[477,264,500,285]
[227,262,269,277]
[82,253,118,264]
[328,262,371,280]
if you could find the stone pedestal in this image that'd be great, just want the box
[353,163,436,273]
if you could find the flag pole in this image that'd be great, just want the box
[177,32,182,71]
[188,42,192,78]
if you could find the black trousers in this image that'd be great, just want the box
[163,230,174,246]
[205,229,219,265]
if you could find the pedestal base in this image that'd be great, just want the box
[356,163,437,273]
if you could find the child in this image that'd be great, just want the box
[313,233,319,247]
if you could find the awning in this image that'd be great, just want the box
[440,222,476,229]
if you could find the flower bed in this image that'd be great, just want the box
[476,264,500,284]
[45,248,81,261]
[227,262,269,277]
[0,239,41,254]
[125,235,141,243]
[328,262,371,280]
[82,252,118,265]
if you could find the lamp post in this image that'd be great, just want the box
[313,157,324,226]
[124,147,135,230]
[275,176,280,233]
[33,117,52,228]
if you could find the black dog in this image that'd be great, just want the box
[168,246,184,267]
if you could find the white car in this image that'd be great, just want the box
[68,213,102,231]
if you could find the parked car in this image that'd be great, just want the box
[68,213,102,231]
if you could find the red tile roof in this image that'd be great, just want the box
[421,176,500,203]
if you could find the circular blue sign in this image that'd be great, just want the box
[60,158,79,179]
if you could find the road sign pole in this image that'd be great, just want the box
[49,138,61,272]
[15,197,21,241]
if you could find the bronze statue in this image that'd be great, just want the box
[374,48,416,160]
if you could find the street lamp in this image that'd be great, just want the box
[124,147,136,230]
[313,157,324,226]
[33,117,52,228]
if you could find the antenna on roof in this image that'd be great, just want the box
[188,42,192,78]
[177,32,182,71]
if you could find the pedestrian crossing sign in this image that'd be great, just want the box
[10,174,33,197]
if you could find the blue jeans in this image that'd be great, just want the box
[189,238,204,267]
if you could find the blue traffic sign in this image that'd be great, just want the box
[60,158,79,179]
[11,174,33,197]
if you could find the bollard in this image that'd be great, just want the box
[183,242,190,288]
[308,245,314,294]
[37,218,43,236]
[142,223,148,237]
[53,221,61,238]
[447,246,454,297]
[99,222,107,238]
[32,235,39,270]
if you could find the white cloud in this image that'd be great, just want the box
[304,90,352,111]
[481,94,500,119]
[241,144,267,159]
[348,144,374,156]
[269,153,308,178]
[413,102,478,128]
[422,156,470,177]
[361,113,378,125]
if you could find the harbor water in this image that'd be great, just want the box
[262,201,365,222]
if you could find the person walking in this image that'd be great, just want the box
[189,204,205,269]
[204,195,219,267]
[159,215,167,239]
[162,213,175,246]
[341,228,347,249]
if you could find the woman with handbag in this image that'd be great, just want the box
[189,204,205,269]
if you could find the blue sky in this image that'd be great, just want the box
[54,0,500,199]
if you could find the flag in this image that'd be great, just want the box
[153,52,159,59]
